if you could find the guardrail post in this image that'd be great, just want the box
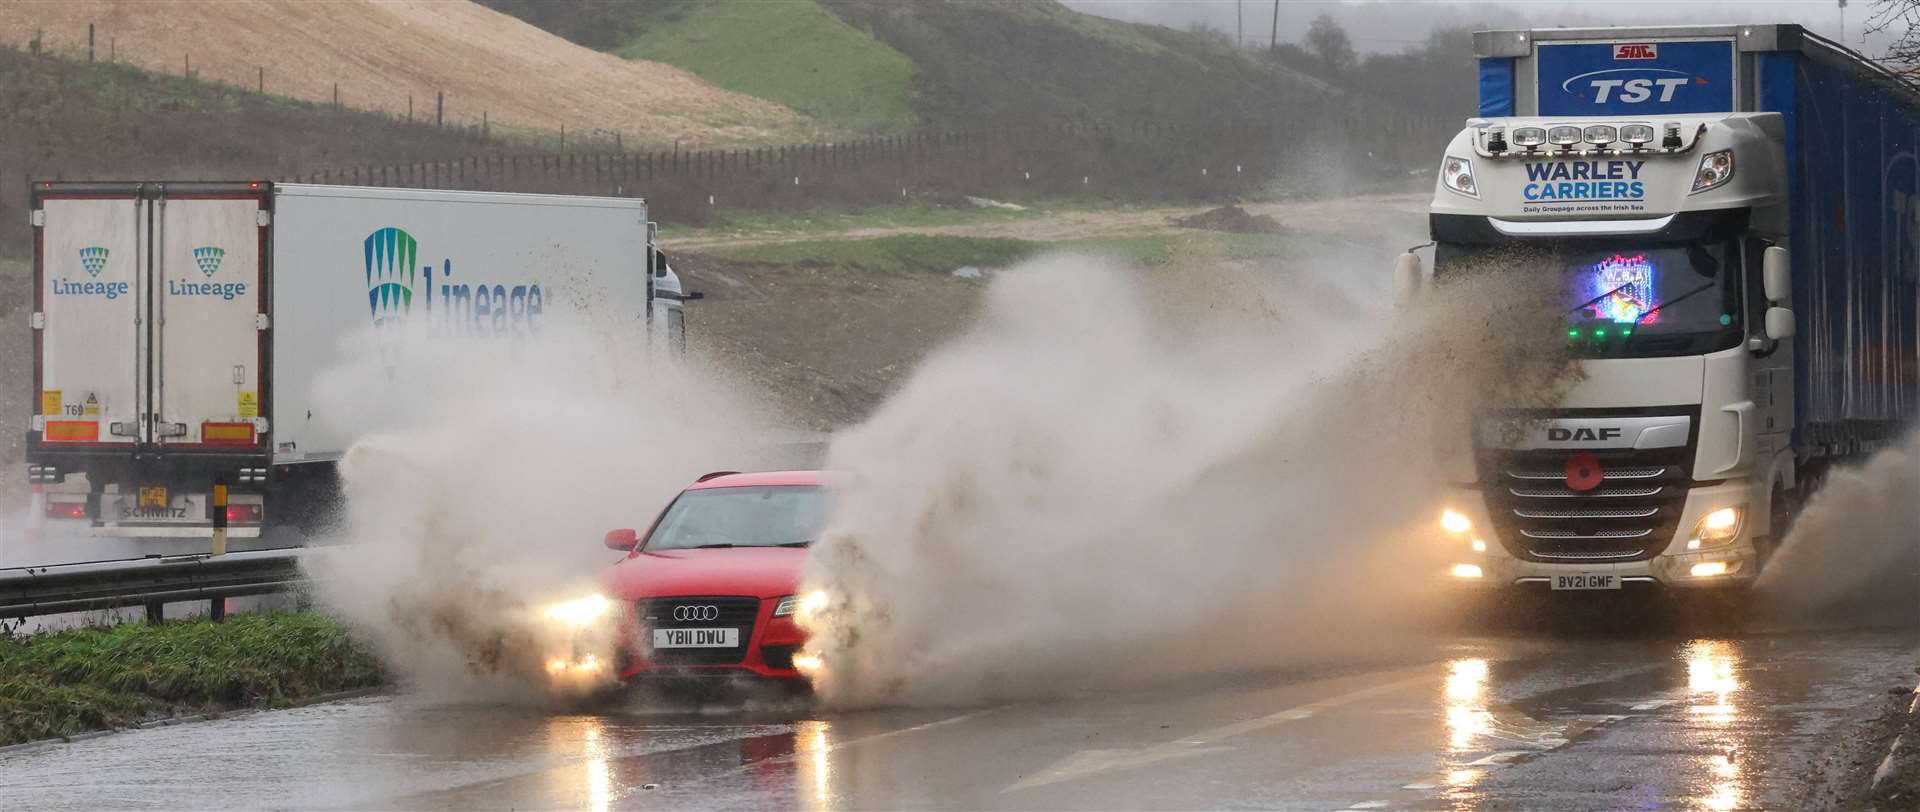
[210,596,226,622]
[145,599,164,625]
[210,482,229,556]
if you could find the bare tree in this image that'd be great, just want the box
[1869,0,1920,69]
[1304,14,1356,75]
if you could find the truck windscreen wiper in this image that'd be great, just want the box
[1620,281,1720,349]
[1567,282,1637,317]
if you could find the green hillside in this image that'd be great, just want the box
[615,0,916,133]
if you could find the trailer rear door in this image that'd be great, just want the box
[153,193,269,449]
[35,193,144,448]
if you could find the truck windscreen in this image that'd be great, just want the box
[1434,240,1746,358]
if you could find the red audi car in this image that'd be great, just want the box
[597,470,828,682]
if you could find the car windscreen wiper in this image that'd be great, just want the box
[774,540,813,547]
[682,543,738,549]
[1567,282,1636,317]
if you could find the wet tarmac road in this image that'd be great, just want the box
[6,625,1917,810]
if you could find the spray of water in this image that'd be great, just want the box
[302,315,781,700]
[796,249,1583,706]
[1758,431,1920,626]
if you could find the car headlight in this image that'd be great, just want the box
[773,590,829,618]
[542,593,612,627]
[1440,509,1473,535]
[1686,507,1743,550]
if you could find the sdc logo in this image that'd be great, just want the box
[1613,43,1658,60]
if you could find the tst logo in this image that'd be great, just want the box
[1613,43,1658,60]
[1561,68,1702,105]
[1548,427,1623,442]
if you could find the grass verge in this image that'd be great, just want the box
[0,612,383,746]
[707,234,1046,276]
[700,231,1299,277]
[618,0,917,133]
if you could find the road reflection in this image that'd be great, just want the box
[795,719,834,809]
[542,715,614,812]
[1683,640,1747,811]
[1442,657,1492,807]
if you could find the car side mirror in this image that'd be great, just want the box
[604,528,639,551]
[1392,252,1425,308]
[1764,306,1795,341]
[1762,246,1790,302]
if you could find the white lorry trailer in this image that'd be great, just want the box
[1407,25,1918,594]
[27,182,686,540]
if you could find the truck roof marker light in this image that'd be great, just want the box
[1548,126,1582,150]
[1486,125,1508,154]
[1620,124,1656,147]
[1663,122,1683,150]
[1511,127,1547,151]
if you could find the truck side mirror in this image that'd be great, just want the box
[1392,252,1425,307]
[1762,246,1790,302]
[1764,306,1796,341]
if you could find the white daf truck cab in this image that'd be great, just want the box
[1406,25,1918,595]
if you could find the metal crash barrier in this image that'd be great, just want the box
[0,548,308,623]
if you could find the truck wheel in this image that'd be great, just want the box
[1763,481,1799,569]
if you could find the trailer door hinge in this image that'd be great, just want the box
[255,313,270,330]
[30,209,45,227]
[30,415,45,432]
[256,210,272,227]
[30,312,44,329]
[252,417,270,433]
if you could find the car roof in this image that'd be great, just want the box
[685,470,824,490]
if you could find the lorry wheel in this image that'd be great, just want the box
[1763,481,1799,569]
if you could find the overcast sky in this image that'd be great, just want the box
[1059,1,1902,57]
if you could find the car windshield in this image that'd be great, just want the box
[643,485,830,551]
[1434,239,1747,358]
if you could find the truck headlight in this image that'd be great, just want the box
[1441,156,1477,198]
[1691,149,1734,193]
[1686,507,1743,550]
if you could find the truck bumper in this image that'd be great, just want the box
[1443,478,1762,591]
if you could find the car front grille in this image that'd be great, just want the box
[638,596,761,666]
[1480,445,1691,563]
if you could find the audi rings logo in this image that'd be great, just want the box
[672,605,720,622]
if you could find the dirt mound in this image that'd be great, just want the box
[2,0,826,148]
[1172,205,1288,234]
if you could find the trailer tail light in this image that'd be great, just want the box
[44,421,100,442]
[225,504,264,524]
[201,422,257,445]
[46,498,87,519]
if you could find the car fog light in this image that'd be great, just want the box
[1441,509,1473,534]
[1470,539,1487,553]
[1451,563,1484,579]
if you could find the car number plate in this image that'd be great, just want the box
[1550,573,1621,591]
[652,628,739,648]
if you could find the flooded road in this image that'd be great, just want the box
[5,625,1915,810]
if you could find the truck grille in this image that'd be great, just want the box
[638,596,761,666]
[1479,446,1690,563]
